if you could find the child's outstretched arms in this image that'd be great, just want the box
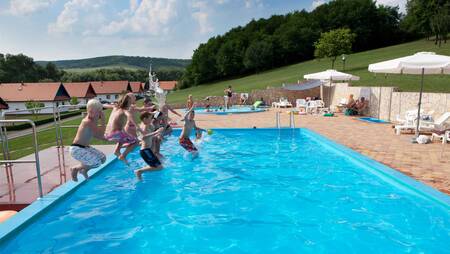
[92,110,107,140]
[168,105,182,118]
[142,127,164,139]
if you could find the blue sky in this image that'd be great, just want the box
[0,0,405,61]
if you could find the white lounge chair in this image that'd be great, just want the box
[306,100,325,114]
[420,112,450,132]
[272,98,292,108]
[431,130,450,144]
[394,110,434,135]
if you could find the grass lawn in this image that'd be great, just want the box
[167,39,450,105]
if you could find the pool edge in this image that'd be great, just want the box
[300,128,450,208]
[0,155,117,244]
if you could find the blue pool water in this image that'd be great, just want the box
[1,129,449,253]
[189,106,265,115]
[359,117,390,124]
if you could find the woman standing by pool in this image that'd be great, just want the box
[224,86,233,109]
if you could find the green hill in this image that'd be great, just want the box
[168,39,450,104]
[37,55,190,71]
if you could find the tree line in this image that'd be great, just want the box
[180,0,449,89]
[0,53,183,84]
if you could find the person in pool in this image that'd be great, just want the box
[69,99,107,181]
[179,104,206,155]
[135,111,164,180]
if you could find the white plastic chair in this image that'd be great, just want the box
[296,99,307,110]
[307,100,325,114]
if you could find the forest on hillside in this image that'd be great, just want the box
[37,55,190,71]
[0,53,183,83]
[180,0,449,89]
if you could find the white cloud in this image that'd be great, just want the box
[99,0,178,36]
[8,0,56,15]
[244,0,263,9]
[311,0,326,10]
[376,0,407,13]
[48,0,105,34]
[191,0,213,34]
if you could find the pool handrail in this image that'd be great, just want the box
[0,119,43,198]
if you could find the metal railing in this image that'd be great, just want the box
[275,111,296,128]
[0,103,87,201]
[0,119,43,198]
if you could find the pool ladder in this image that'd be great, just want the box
[275,111,296,129]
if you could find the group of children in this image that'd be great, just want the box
[69,93,205,181]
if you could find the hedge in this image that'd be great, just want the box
[5,110,84,131]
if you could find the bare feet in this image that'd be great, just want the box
[80,168,89,180]
[134,170,142,181]
[70,168,79,182]
[118,154,129,165]
[114,151,121,157]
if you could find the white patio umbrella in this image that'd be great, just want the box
[368,52,450,137]
[304,69,360,107]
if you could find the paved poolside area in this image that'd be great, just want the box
[1,108,449,208]
[0,145,115,206]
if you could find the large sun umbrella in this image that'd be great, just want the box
[368,52,450,137]
[304,69,360,107]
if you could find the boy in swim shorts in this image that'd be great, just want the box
[134,112,165,180]
[69,99,107,181]
[104,94,138,164]
[179,105,205,154]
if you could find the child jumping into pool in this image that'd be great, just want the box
[69,99,107,181]
[104,94,138,164]
[135,111,165,180]
[179,105,206,155]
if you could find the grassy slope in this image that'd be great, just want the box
[65,65,144,72]
[167,39,450,104]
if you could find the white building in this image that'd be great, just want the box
[0,82,71,114]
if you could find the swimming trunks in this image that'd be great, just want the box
[105,131,138,145]
[179,137,197,152]
[140,148,161,167]
[69,145,106,168]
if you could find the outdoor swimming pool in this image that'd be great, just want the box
[1,129,449,253]
[189,106,265,115]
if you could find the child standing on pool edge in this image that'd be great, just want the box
[69,99,107,181]
[179,105,206,155]
[135,111,164,180]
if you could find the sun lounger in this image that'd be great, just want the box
[419,112,450,132]
[272,98,293,108]
[431,129,450,144]
[306,100,325,114]
[394,110,434,135]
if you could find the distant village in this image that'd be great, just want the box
[0,80,177,114]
